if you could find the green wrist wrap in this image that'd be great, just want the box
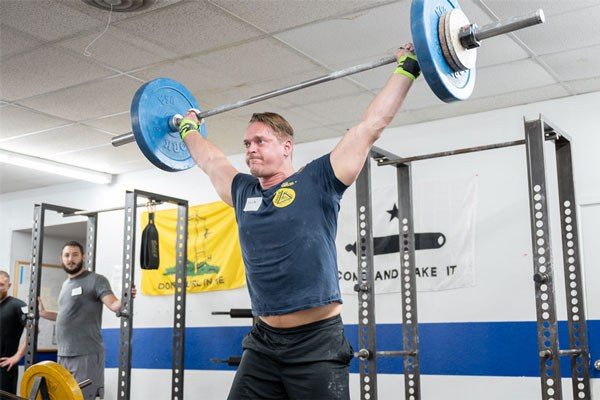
[179,118,200,140]
[395,54,421,81]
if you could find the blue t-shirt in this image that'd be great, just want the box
[231,153,348,316]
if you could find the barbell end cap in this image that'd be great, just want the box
[169,114,183,132]
[537,9,546,24]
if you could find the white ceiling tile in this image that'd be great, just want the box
[47,142,151,174]
[298,92,374,125]
[18,76,143,122]
[456,0,496,24]
[540,45,600,81]
[211,0,389,33]
[475,35,531,68]
[206,68,363,109]
[0,27,43,59]
[57,26,179,72]
[0,0,104,42]
[471,59,557,99]
[194,38,323,88]
[116,1,261,55]
[346,63,397,91]
[392,83,570,127]
[0,47,115,101]
[131,58,239,100]
[401,79,447,110]
[566,76,600,95]
[273,76,365,107]
[480,0,600,18]
[0,164,75,194]
[0,106,72,140]
[276,2,412,70]
[0,125,114,158]
[510,6,600,55]
[84,113,132,135]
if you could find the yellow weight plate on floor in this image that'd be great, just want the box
[20,361,83,400]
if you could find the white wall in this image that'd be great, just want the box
[1,91,599,399]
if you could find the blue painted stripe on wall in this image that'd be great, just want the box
[101,320,599,377]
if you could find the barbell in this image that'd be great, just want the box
[111,0,545,172]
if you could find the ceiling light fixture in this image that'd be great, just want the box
[81,0,155,12]
[0,149,113,185]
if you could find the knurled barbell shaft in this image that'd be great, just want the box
[112,55,397,147]
[475,9,544,42]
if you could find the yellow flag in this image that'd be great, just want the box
[141,201,245,295]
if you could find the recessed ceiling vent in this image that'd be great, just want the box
[81,0,154,12]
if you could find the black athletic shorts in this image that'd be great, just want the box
[228,314,354,400]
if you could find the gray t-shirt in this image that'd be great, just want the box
[56,270,114,356]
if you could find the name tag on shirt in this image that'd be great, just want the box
[243,197,262,212]
[71,287,82,296]
[21,306,28,314]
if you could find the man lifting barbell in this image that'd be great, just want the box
[177,45,419,400]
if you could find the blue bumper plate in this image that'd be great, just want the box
[131,78,207,172]
[411,0,475,102]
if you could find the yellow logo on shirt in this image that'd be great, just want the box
[273,188,296,208]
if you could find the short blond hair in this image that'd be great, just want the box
[249,112,294,143]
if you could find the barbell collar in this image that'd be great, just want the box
[112,55,397,147]
[462,9,545,48]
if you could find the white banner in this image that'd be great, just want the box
[337,172,478,294]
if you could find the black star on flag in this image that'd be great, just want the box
[386,204,398,221]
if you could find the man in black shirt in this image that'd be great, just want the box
[0,270,27,394]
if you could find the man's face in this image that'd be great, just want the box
[243,122,291,178]
[61,246,84,275]
[0,276,10,301]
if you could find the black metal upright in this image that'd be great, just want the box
[116,190,188,400]
[172,201,189,400]
[524,117,563,399]
[355,158,378,400]
[396,163,421,399]
[117,192,137,400]
[24,204,45,370]
[24,203,80,369]
[554,132,591,400]
[85,214,98,272]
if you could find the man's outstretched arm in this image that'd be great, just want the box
[330,44,419,186]
[179,114,239,206]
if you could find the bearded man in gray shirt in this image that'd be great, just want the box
[39,241,135,400]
